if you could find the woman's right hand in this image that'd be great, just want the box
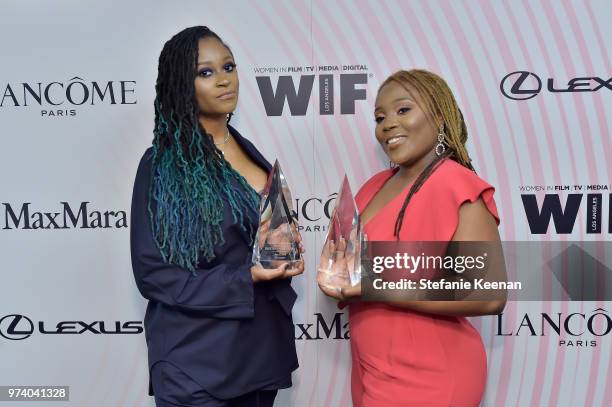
[251,260,304,282]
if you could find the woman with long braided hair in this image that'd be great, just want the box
[131,26,302,407]
[320,70,505,406]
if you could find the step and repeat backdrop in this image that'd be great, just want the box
[1,0,610,406]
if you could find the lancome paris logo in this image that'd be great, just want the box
[0,314,143,340]
[1,202,128,230]
[0,76,137,117]
[497,308,611,348]
[292,194,336,233]
[500,71,611,100]
[254,64,370,116]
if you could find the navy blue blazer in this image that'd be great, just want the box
[130,126,298,399]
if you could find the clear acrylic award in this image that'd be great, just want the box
[252,160,302,269]
[318,175,363,289]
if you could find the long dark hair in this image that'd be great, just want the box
[149,26,259,271]
[379,70,475,239]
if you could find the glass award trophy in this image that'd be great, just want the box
[318,175,363,289]
[252,160,302,269]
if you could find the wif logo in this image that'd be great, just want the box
[521,190,610,234]
[256,65,369,116]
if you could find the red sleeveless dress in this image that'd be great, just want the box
[350,159,500,407]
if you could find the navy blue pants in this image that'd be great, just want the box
[152,362,278,407]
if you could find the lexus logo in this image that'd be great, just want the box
[0,314,34,340]
[501,71,611,100]
[500,71,542,100]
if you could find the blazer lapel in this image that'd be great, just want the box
[229,125,272,174]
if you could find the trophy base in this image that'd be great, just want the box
[256,258,303,270]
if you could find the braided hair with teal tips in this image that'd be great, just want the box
[149,26,260,272]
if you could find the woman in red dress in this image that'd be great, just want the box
[320,70,506,407]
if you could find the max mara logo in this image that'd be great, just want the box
[1,202,128,230]
[295,312,350,340]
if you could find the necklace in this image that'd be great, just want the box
[214,130,231,155]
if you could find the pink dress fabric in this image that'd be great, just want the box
[349,159,500,407]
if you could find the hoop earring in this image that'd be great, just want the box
[435,123,446,156]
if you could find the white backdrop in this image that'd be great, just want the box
[1,0,611,406]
